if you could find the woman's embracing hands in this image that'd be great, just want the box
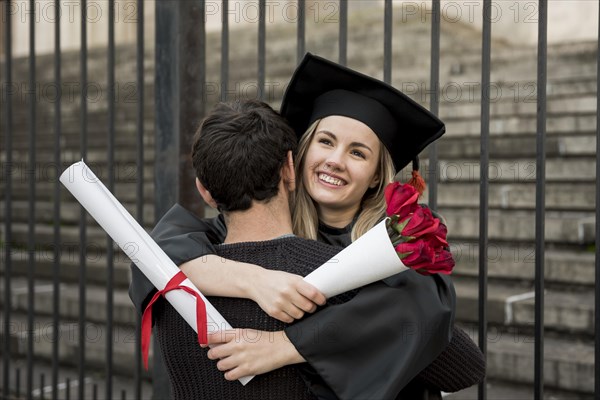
[248,269,326,323]
[179,254,325,323]
[205,329,305,380]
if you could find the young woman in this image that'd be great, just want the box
[130,54,484,398]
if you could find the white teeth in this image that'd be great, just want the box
[319,173,344,186]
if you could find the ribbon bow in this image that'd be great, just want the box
[141,270,208,370]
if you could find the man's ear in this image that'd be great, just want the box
[282,150,296,192]
[196,178,218,209]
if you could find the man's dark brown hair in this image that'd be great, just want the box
[191,100,297,212]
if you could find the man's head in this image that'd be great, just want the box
[192,100,297,213]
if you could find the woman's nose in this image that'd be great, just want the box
[324,151,345,171]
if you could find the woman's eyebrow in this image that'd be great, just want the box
[316,130,337,140]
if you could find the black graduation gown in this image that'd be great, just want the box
[129,204,455,400]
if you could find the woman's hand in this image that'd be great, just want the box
[248,269,326,323]
[180,255,325,323]
[206,329,305,380]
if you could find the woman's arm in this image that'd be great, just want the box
[129,204,324,321]
[181,256,325,323]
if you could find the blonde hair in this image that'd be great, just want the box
[292,120,396,242]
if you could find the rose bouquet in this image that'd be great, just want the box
[304,182,454,298]
[385,182,455,275]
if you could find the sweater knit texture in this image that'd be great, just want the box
[154,236,352,400]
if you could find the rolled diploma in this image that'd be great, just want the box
[303,219,408,298]
[59,160,253,385]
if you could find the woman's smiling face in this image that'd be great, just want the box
[302,115,381,221]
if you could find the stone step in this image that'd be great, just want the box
[1,200,155,227]
[443,377,594,399]
[7,181,156,203]
[437,75,597,103]
[437,90,597,120]
[1,163,155,195]
[4,248,133,288]
[5,88,157,118]
[440,208,595,244]
[378,75,597,113]
[0,278,137,327]
[425,157,596,183]
[0,358,153,400]
[483,330,594,393]
[7,125,155,147]
[450,244,595,288]
[431,182,596,211]
[454,280,594,335]
[437,133,596,158]
[0,312,152,380]
[444,112,596,137]
[4,146,156,165]
[454,43,597,82]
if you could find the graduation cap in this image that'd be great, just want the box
[280,53,445,194]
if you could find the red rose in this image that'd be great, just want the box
[401,206,440,239]
[395,241,435,270]
[424,223,449,249]
[427,249,455,275]
[385,182,419,218]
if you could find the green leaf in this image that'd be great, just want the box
[393,217,411,235]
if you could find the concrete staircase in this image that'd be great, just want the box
[1,7,598,399]
[0,43,158,398]
[428,37,597,400]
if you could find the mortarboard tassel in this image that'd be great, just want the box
[406,157,426,197]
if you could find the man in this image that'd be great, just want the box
[142,100,458,399]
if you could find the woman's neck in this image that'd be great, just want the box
[317,205,359,229]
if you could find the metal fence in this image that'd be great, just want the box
[1,0,600,399]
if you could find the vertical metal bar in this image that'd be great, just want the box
[52,1,62,399]
[121,389,127,400]
[106,1,116,398]
[534,1,548,398]
[2,0,13,398]
[27,0,37,397]
[383,0,392,85]
[155,1,179,222]
[154,2,207,395]
[180,0,206,215]
[66,378,71,400]
[258,0,266,101]
[297,0,305,64]
[40,374,45,400]
[16,368,21,398]
[595,3,600,398]
[338,0,347,66]
[594,3,600,400]
[478,1,492,399]
[221,0,229,102]
[134,0,144,397]
[428,0,441,208]
[79,1,89,399]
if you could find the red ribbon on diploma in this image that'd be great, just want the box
[141,270,209,370]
